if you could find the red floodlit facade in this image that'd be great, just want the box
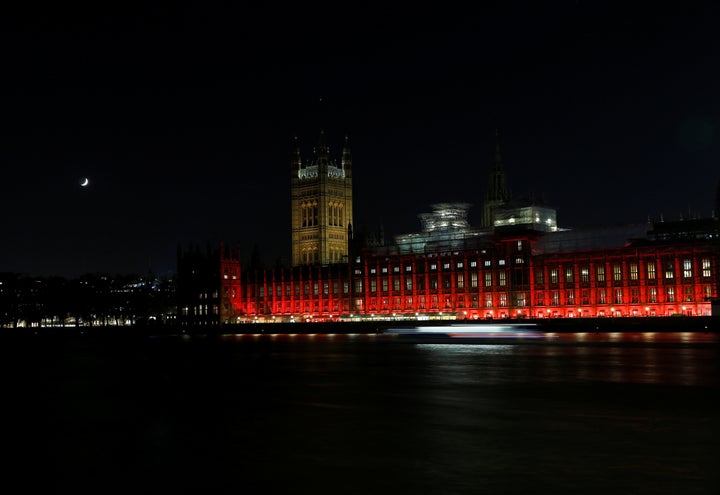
[217,232,718,323]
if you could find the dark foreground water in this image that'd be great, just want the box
[3,329,719,494]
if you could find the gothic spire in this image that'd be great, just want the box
[487,129,510,202]
[341,134,352,177]
[313,129,330,168]
[290,135,302,176]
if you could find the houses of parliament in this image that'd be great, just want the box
[176,130,720,325]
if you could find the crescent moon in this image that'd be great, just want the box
[80,178,89,187]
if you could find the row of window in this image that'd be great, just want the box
[366,259,509,275]
[248,283,714,312]
[299,202,345,227]
[538,259,712,284]
[242,267,716,299]
[360,258,713,280]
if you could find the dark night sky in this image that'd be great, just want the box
[2,3,719,278]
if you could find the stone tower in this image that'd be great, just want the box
[482,129,511,228]
[290,131,354,266]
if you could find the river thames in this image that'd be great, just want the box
[3,328,719,494]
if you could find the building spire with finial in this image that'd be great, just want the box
[290,135,302,177]
[482,128,511,228]
[341,134,352,178]
[487,128,510,203]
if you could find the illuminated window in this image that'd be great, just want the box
[565,268,573,283]
[381,279,388,292]
[313,283,319,296]
[430,264,437,270]
[323,283,328,295]
[614,289,622,304]
[702,258,711,277]
[343,282,349,294]
[647,262,656,280]
[484,272,492,287]
[499,260,506,266]
[382,267,388,274]
[683,259,692,278]
[535,270,544,285]
[430,278,438,289]
[405,265,412,272]
[484,260,491,267]
[630,263,639,281]
[551,291,559,306]
[567,290,574,305]
[597,266,605,282]
[354,280,363,293]
[393,278,401,291]
[664,262,674,279]
[666,286,675,302]
[457,274,464,289]
[613,264,622,282]
[470,261,477,268]
[370,268,376,274]
[499,293,507,307]
[499,272,506,287]
[405,277,413,291]
[457,262,464,269]
[704,285,712,299]
[581,267,589,282]
[304,283,310,295]
[443,263,450,270]
[333,282,339,294]
[550,269,558,284]
[598,288,606,304]
[684,286,693,302]
[393,266,400,273]
[516,257,524,264]
[649,287,657,303]
[517,240,523,251]
[370,280,377,293]
[485,294,493,307]
[470,272,478,288]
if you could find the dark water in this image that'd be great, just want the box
[3,330,719,494]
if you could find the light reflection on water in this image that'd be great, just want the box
[7,328,718,494]
[408,333,717,387]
